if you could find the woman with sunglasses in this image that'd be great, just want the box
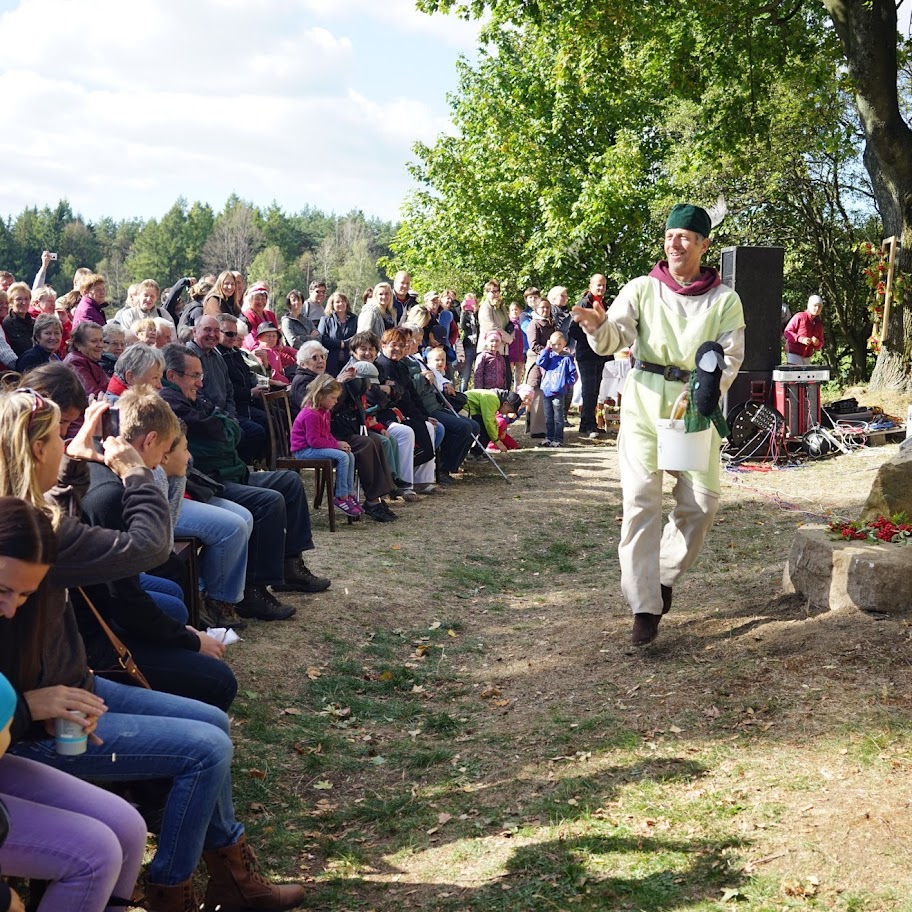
[0,388,305,911]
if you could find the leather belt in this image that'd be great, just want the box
[634,359,690,383]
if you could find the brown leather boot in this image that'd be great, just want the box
[202,835,305,911]
[144,879,200,912]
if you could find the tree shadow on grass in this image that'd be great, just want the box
[313,830,743,912]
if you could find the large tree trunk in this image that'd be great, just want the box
[823,0,912,389]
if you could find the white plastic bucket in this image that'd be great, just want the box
[656,419,712,472]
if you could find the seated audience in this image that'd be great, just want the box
[2,282,36,357]
[15,314,63,372]
[99,323,126,377]
[0,388,306,912]
[71,273,108,328]
[64,321,108,396]
[160,344,330,618]
[281,289,318,349]
[318,291,358,375]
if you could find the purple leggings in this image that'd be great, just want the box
[0,754,146,911]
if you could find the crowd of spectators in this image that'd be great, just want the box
[0,255,580,912]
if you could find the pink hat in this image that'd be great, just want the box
[484,329,502,341]
[248,282,270,297]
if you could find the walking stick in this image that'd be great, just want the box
[431,386,512,485]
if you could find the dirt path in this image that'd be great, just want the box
[229,432,912,911]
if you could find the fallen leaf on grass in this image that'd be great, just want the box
[282,707,303,715]
[313,780,333,790]
[493,699,511,708]
[437,812,453,824]
[429,621,441,629]
[250,802,268,813]
[391,544,402,550]
[720,888,742,902]
[247,768,266,780]
[412,685,425,694]
[293,743,322,755]
[480,686,502,699]
[378,670,394,681]
[306,667,322,680]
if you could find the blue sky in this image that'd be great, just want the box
[0,0,482,223]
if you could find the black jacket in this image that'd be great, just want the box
[568,292,609,363]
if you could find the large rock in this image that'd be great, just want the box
[782,525,912,614]
[861,437,912,521]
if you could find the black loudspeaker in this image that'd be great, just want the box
[719,246,784,372]
[723,369,773,417]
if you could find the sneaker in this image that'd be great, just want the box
[363,501,394,522]
[378,501,398,520]
[539,440,553,447]
[334,496,362,517]
[551,441,563,447]
[587,431,601,439]
[236,585,296,621]
[273,558,332,593]
[202,597,248,630]
[345,496,365,515]
[437,471,456,485]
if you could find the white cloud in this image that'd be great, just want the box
[0,0,474,221]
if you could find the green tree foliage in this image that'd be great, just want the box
[0,197,396,311]
[400,0,900,382]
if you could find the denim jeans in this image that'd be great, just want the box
[0,754,147,910]
[543,394,566,443]
[459,345,476,392]
[292,446,355,498]
[9,677,244,885]
[139,573,188,623]
[174,498,252,603]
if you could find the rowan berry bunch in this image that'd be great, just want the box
[829,512,912,544]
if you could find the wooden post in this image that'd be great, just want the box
[879,235,898,342]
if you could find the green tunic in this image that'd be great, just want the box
[590,276,745,494]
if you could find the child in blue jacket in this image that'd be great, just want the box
[536,331,578,447]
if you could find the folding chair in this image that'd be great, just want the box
[260,389,338,531]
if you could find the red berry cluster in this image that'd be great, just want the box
[828,514,912,544]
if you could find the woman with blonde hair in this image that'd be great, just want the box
[357,281,397,340]
[202,270,241,318]
[318,291,358,375]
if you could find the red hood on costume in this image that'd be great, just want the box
[649,261,721,297]
[106,373,129,397]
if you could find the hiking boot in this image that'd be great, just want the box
[236,585,296,621]
[631,612,661,647]
[203,834,305,911]
[203,597,248,630]
[272,558,331,593]
[144,879,200,912]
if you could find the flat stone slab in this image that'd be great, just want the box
[782,525,912,614]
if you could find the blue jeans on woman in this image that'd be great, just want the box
[139,573,188,623]
[543,394,566,444]
[292,446,355,498]
[10,677,244,886]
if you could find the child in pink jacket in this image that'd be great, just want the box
[290,375,363,516]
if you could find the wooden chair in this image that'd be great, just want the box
[260,388,338,532]
[173,536,204,628]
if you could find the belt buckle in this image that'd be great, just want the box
[663,365,680,382]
